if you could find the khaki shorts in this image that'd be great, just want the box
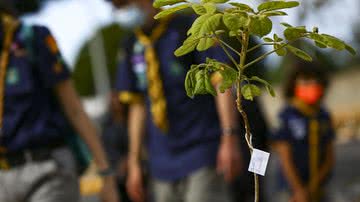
[0,147,79,202]
[152,167,231,202]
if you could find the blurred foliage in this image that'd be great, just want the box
[72,24,130,96]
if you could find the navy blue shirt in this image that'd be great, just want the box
[1,24,71,152]
[116,15,230,181]
[271,103,335,190]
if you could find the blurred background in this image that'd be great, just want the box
[19,0,360,201]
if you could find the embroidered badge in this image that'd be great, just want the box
[6,67,20,85]
[170,61,184,77]
[289,118,306,140]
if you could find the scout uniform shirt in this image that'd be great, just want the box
[272,100,335,192]
[116,15,230,181]
[0,24,71,152]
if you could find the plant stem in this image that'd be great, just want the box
[243,40,296,69]
[247,42,275,53]
[236,32,259,202]
[218,39,242,56]
[213,33,241,70]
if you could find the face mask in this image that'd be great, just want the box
[113,4,146,29]
[294,83,324,105]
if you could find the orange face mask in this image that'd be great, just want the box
[294,84,324,105]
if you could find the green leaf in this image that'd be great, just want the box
[175,36,199,56]
[274,34,283,42]
[192,4,206,15]
[249,16,272,37]
[199,13,223,36]
[218,67,237,93]
[223,12,249,32]
[345,44,357,56]
[280,22,293,28]
[153,0,186,8]
[287,45,313,61]
[241,84,262,101]
[284,26,307,40]
[197,38,215,51]
[262,11,288,17]
[194,70,207,95]
[250,76,276,97]
[204,3,217,14]
[205,72,217,96]
[154,4,190,19]
[320,34,346,50]
[274,43,287,56]
[263,37,273,42]
[187,14,211,36]
[308,33,327,48]
[202,0,229,3]
[184,67,198,98]
[315,41,327,48]
[258,1,300,12]
[229,2,255,13]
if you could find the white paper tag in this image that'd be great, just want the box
[248,149,270,176]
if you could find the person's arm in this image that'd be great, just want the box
[215,88,242,182]
[274,141,308,202]
[55,79,119,202]
[126,102,147,202]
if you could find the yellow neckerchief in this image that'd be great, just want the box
[0,14,20,140]
[291,98,321,201]
[134,18,171,133]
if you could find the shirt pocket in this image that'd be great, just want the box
[5,55,34,96]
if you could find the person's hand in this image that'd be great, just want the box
[101,176,120,202]
[216,135,242,183]
[126,162,145,202]
[290,187,309,202]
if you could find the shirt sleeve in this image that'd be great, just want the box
[115,45,144,104]
[33,26,71,88]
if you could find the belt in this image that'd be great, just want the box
[0,142,66,170]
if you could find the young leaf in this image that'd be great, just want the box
[287,45,313,61]
[258,1,300,12]
[274,43,287,56]
[263,37,274,42]
[284,26,307,40]
[280,22,293,28]
[187,14,211,36]
[153,0,186,8]
[274,34,283,42]
[320,34,346,50]
[192,4,206,15]
[345,44,357,56]
[184,68,197,98]
[175,36,199,56]
[223,12,249,32]
[205,72,217,96]
[199,13,223,36]
[202,0,229,3]
[250,76,276,97]
[250,16,272,37]
[229,2,255,13]
[204,3,217,14]
[193,70,207,95]
[197,37,215,51]
[154,4,190,19]
[241,84,262,101]
[218,67,237,93]
[263,11,288,17]
[308,33,327,48]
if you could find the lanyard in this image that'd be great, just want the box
[0,14,20,137]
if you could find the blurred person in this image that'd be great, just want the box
[111,0,243,202]
[0,1,119,202]
[271,61,335,202]
[101,91,131,202]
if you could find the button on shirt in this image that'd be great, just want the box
[1,24,71,152]
[116,16,231,181]
[272,104,335,190]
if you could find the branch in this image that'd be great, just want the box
[213,33,241,70]
[218,38,242,56]
[247,42,275,53]
[243,40,297,69]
